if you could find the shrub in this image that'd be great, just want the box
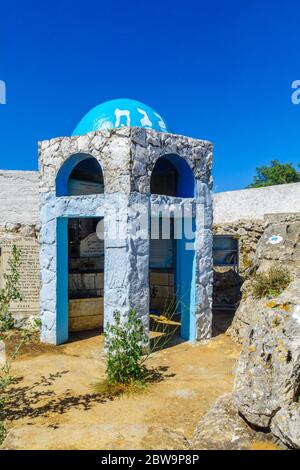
[0,245,23,332]
[251,265,292,299]
[104,309,148,385]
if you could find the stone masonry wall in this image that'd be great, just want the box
[212,220,265,309]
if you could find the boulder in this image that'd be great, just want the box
[227,294,264,343]
[228,217,300,344]
[271,403,300,449]
[192,393,277,450]
[233,280,300,429]
[254,218,300,276]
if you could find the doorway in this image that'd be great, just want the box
[68,217,104,337]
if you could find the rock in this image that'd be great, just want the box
[229,216,300,343]
[271,403,300,449]
[2,424,190,450]
[19,225,36,238]
[192,393,276,450]
[4,223,21,232]
[233,280,300,429]
[228,294,265,344]
[254,219,300,276]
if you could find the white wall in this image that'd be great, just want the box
[0,170,299,226]
[0,171,39,225]
[213,182,300,223]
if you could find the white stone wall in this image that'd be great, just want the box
[0,171,39,226]
[1,170,299,227]
[213,182,300,223]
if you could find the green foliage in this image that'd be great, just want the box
[251,266,292,299]
[0,245,23,332]
[247,160,300,188]
[104,309,148,385]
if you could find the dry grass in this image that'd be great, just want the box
[92,379,147,398]
[251,265,292,299]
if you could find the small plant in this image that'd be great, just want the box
[104,309,148,385]
[149,293,182,352]
[96,298,184,398]
[0,245,23,332]
[251,265,292,299]
[242,253,253,270]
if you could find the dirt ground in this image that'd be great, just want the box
[0,328,278,450]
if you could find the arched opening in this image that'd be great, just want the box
[56,154,104,197]
[55,155,105,344]
[56,216,104,344]
[150,154,195,198]
[149,155,196,344]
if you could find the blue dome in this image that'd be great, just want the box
[72,98,170,136]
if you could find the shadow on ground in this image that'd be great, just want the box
[1,366,175,422]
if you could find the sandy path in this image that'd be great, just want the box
[2,333,241,449]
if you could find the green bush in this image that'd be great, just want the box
[0,245,23,332]
[251,265,292,299]
[104,309,148,385]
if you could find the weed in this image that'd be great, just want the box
[251,265,292,299]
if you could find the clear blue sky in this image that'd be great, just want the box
[0,0,299,192]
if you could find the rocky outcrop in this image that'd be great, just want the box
[233,280,300,429]
[192,394,257,450]
[254,214,300,276]
[228,214,300,343]
[224,215,300,448]
[192,393,280,450]
[271,403,300,449]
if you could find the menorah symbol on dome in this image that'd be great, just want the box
[114,107,167,130]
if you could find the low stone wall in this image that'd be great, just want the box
[213,212,300,309]
[212,219,264,309]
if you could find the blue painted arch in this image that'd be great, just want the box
[56,153,104,197]
[150,154,195,198]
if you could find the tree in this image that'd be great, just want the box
[247,160,300,188]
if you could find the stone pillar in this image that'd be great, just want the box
[104,192,150,332]
[39,192,57,344]
[194,182,214,340]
